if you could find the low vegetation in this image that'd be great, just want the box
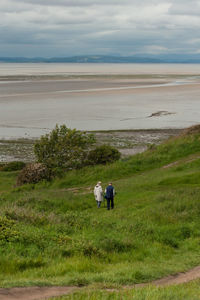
[0,125,200,298]
[0,161,25,172]
[87,145,121,165]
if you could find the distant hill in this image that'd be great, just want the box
[1,55,200,63]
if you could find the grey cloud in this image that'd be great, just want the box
[169,1,200,16]
[10,0,142,7]
[1,0,200,57]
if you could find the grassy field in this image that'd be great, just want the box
[0,126,200,296]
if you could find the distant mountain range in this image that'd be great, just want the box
[0,55,200,63]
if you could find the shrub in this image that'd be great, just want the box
[87,145,121,165]
[0,216,20,243]
[34,124,95,170]
[16,163,51,186]
[0,161,26,172]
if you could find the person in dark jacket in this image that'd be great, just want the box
[105,182,115,210]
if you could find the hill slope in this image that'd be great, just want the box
[0,125,200,289]
[1,55,200,63]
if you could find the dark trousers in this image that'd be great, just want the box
[107,198,114,210]
[96,201,101,208]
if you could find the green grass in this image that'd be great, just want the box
[50,279,200,300]
[0,131,200,290]
[0,171,17,192]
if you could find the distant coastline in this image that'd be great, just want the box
[1,55,200,64]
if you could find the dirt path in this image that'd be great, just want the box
[1,265,200,300]
[162,154,200,169]
[145,265,200,286]
[0,286,77,300]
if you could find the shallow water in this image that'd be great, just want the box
[0,63,200,139]
[1,63,200,76]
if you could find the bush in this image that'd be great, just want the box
[16,163,51,186]
[0,216,20,243]
[0,161,26,172]
[34,124,95,170]
[87,145,121,165]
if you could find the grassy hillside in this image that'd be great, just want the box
[0,126,200,290]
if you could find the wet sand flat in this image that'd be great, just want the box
[0,78,200,138]
[0,78,170,97]
[0,63,200,139]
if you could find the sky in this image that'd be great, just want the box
[1,0,200,57]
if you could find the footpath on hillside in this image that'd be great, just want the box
[1,265,200,300]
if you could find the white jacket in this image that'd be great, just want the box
[94,185,103,202]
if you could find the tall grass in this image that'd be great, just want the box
[0,132,200,288]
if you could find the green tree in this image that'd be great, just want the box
[34,124,95,170]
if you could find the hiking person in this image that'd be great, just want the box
[105,182,115,210]
[94,181,103,208]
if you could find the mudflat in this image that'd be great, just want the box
[0,63,200,139]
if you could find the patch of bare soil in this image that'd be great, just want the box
[2,265,200,299]
[61,186,92,195]
[0,286,77,300]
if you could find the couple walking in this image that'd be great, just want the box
[94,181,115,210]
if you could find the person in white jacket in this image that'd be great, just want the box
[94,181,103,208]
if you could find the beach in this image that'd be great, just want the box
[0,63,200,139]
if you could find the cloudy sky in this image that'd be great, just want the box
[1,0,200,57]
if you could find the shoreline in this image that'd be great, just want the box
[0,128,182,163]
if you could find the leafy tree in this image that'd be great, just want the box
[34,125,95,170]
[87,145,121,165]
